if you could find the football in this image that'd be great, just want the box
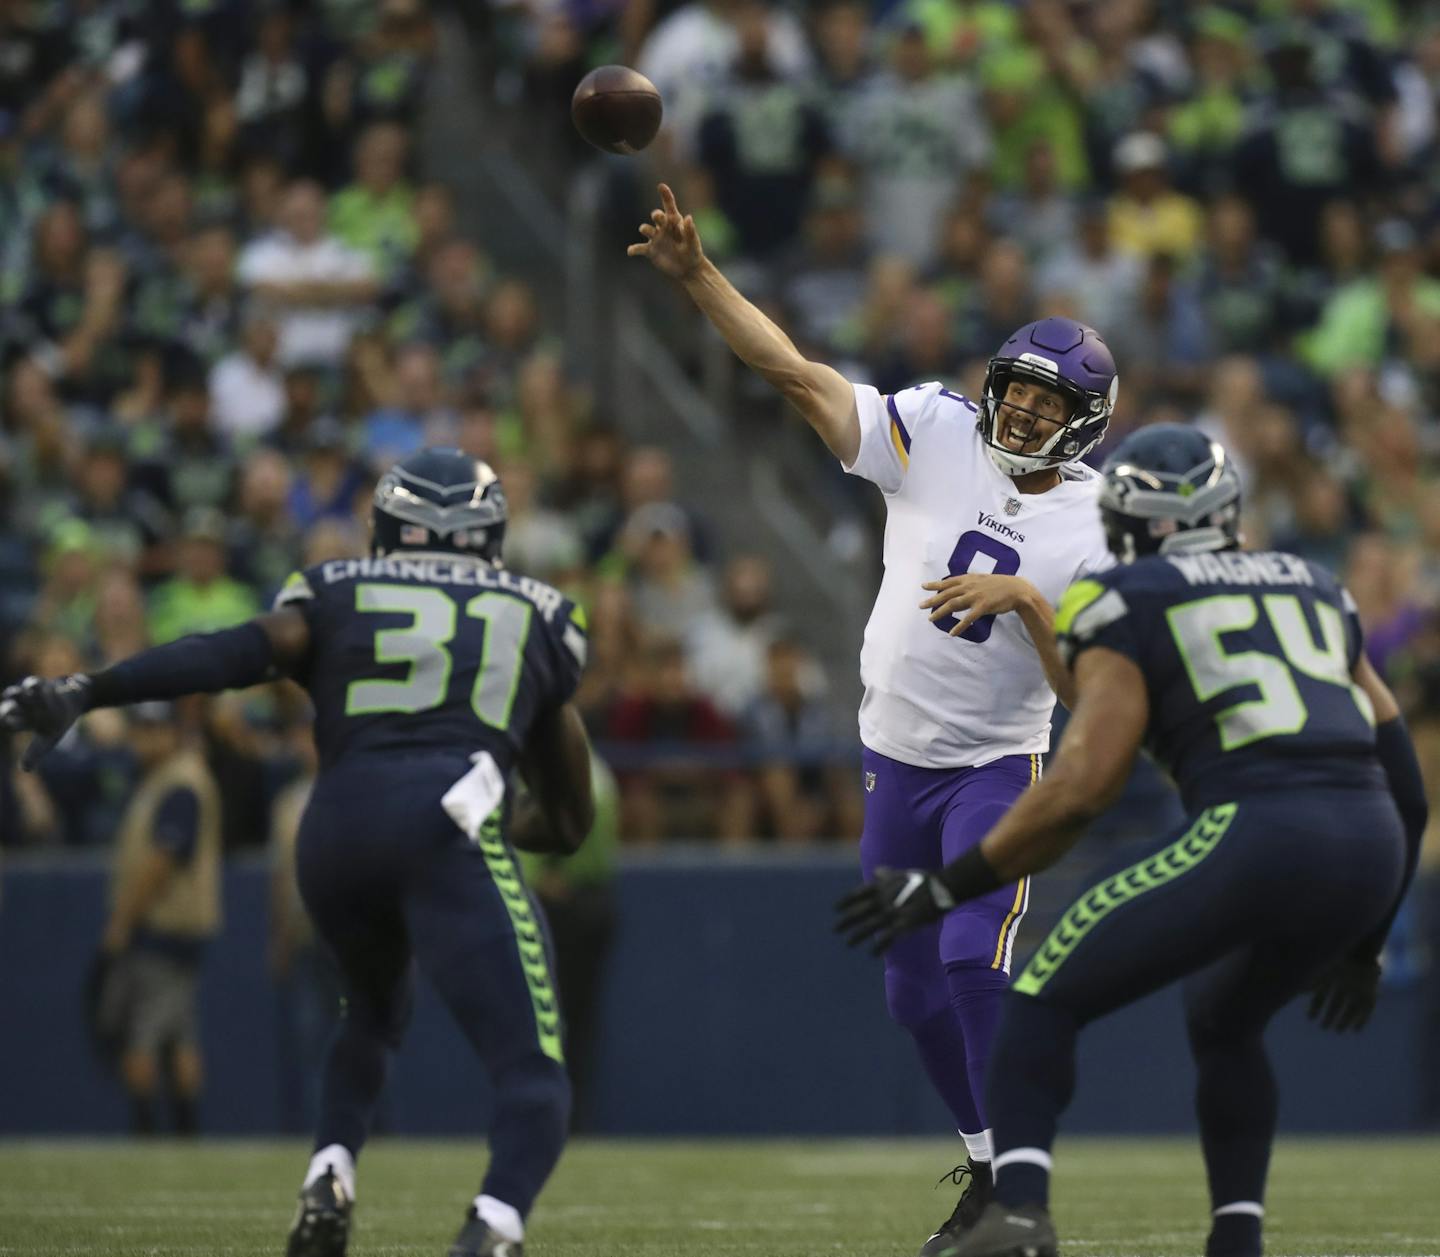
[571,65,663,155]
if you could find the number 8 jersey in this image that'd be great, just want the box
[273,553,587,771]
[844,381,1112,769]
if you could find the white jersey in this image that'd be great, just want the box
[843,381,1113,769]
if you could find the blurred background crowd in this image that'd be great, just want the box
[0,0,1438,870]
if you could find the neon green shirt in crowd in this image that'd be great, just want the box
[518,754,620,891]
[1299,277,1440,376]
[329,184,418,272]
[148,578,261,645]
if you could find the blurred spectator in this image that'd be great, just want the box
[329,122,418,278]
[235,5,310,170]
[624,502,717,641]
[1194,196,1289,355]
[1233,26,1385,267]
[1105,132,1204,263]
[209,310,287,444]
[687,554,781,716]
[637,0,812,160]
[131,354,235,519]
[778,169,870,359]
[99,701,223,1135]
[287,419,369,530]
[236,180,378,369]
[1036,199,1142,337]
[695,6,831,262]
[501,454,583,585]
[744,636,860,841]
[230,449,301,600]
[148,510,261,645]
[1300,219,1440,378]
[987,139,1080,273]
[605,635,753,842]
[838,23,988,269]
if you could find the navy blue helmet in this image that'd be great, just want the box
[371,448,508,562]
[978,316,1118,475]
[1099,424,1241,563]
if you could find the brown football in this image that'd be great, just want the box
[571,65,663,155]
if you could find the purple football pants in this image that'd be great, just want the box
[859,746,1036,1134]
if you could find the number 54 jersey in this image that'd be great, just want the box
[274,553,587,773]
[1055,549,1385,812]
[844,381,1112,769]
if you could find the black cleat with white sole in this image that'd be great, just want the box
[919,1159,994,1256]
[448,1208,524,1257]
[933,1201,1057,1257]
[286,1169,352,1257]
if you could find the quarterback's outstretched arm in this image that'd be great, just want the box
[628,183,860,465]
[837,647,1145,951]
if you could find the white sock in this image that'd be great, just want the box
[960,1129,993,1165]
[305,1144,355,1202]
[475,1194,524,1243]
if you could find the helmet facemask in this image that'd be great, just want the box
[979,355,1116,476]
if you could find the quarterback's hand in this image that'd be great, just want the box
[921,574,1035,637]
[0,674,93,770]
[1306,957,1381,1032]
[627,183,706,282]
[835,866,956,955]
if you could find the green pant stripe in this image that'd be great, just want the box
[1013,803,1238,998]
[476,813,565,1064]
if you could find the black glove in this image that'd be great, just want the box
[0,674,93,770]
[835,866,956,955]
[1306,956,1381,1033]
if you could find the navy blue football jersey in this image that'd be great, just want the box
[274,554,587,773]
[1055,549,1384,809]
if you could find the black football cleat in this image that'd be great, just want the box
[286,1169,351,1257]
[933,1201,1057,1257]
[919,1159,994,1256]
[448,1208,523,1257]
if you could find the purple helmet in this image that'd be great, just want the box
[977,317,1118,476]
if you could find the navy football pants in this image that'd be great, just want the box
[297,755,569,1217]
[986,790,1404,1248]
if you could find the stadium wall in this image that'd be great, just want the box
[0,854,1423,1136]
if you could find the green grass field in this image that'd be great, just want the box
[1,1137,1436,1256]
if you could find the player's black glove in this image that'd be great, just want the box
[1306,956,1382,1033]
[0,674,93,770]
[835,866,956,955]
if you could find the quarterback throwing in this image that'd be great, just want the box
[630,183,1117,1253]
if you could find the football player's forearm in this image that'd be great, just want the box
[1017,591,1076,709]
[976,773,1098,882]
[682,259,859,462]
[88,616,300,709]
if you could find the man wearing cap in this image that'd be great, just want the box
[100,702,223,1135]
[1106,131,1204,263]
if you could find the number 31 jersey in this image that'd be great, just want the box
[843,381,1112,769]
[274,553,587,773]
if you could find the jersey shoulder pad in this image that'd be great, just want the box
[888,380,976,441]
[556,597,589,674]
[272,566,322,611]
[1055,569,1133,644]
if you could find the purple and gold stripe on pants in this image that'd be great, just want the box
[991,753,1040,971]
